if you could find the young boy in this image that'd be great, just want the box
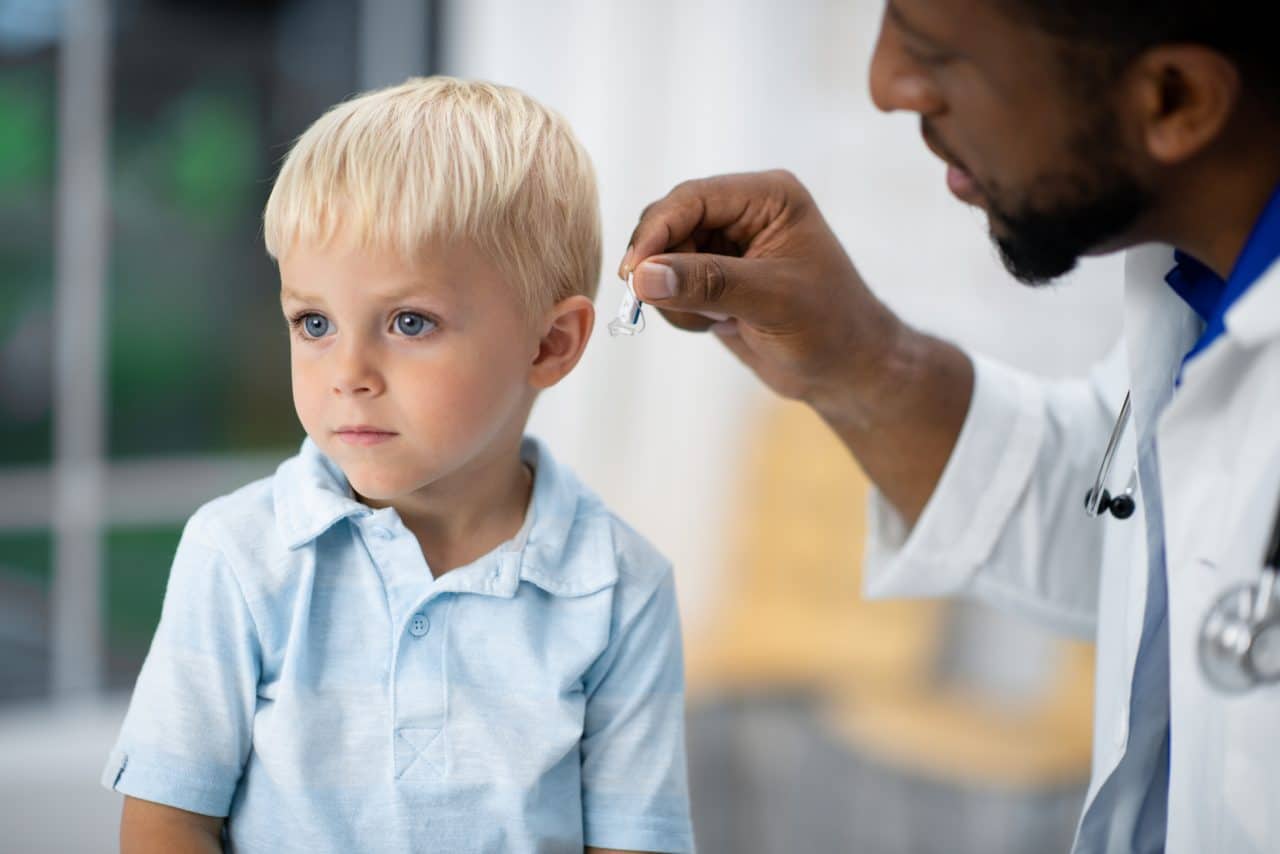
[101,77,694,854]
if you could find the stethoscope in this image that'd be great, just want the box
[1086,390,1280,693]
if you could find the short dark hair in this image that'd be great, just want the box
[1001,1,1277,109]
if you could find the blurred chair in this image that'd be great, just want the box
[685,401,1092,853]
[685,401,946,698]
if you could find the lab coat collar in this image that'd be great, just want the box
[1224,258,1280,347]
[1123,245,1203,436]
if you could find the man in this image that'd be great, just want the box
[619,2,1280,852]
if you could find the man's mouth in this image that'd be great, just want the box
[921,126,984,206]
[945,164,982,204]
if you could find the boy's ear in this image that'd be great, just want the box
[529,295,595,390]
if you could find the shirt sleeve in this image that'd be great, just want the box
[100,509,261,816]
[580,566,695,853]
[862,345,1130,637]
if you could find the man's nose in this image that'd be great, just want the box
[867,19,944,116]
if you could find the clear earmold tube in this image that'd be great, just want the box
[607,271,645,336]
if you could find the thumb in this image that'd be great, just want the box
[632,253,776,320]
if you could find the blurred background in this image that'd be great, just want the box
[0,0,1124,851]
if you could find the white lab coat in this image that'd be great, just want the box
[864,243,1280,853]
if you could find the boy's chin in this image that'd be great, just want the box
[342,467,425,503]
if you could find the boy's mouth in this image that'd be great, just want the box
[334,425,398,447]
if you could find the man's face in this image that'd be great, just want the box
[869,0,1153,284]
[280,237,539,502]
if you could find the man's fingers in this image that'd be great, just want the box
[619,191,711,278]
[633,252,782,322]
[617,171,800,278]
[632,260,679,301]
[655,308,717,333]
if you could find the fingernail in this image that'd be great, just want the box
[617,245,634,279]
[634,261,677,300]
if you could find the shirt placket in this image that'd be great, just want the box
[356,511,452,781]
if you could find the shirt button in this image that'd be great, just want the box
[408,613,430,638]
[371,526,393,540]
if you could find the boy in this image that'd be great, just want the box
[102,77,695,854]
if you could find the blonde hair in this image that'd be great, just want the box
[263,76,602,310]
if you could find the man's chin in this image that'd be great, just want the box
[992,234,1081,286]
[984,183,1149,283]
[991,227,1136,284]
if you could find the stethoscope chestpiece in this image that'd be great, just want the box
[1199,493,1280,694]
[1199,569,1280,693]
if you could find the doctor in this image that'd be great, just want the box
[619,1,1279,852]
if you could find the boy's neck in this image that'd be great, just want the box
[360,438,534,577]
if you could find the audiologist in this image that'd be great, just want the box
[619,2,1280,851]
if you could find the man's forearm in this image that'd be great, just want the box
[811,323,974,527]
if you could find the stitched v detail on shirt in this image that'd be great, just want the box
[395,728,445,780]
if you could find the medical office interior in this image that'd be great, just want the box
[0,0,1127,851]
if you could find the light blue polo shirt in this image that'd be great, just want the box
[102,437,695,853]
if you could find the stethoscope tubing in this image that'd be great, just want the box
[1090,389,1280,692]
[1086,391,1132,517]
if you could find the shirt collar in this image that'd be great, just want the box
[1165,182,1280,360]
[272,438,369,549]
[272,436,617,597]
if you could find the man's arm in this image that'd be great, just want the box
[121,796,223,854]
[621,170,1122,633]
[621,169,972,526]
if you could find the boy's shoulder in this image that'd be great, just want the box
[598,506,673,586]
[182,441,334,571]
[183,469,284,565]
[526,441,673,600]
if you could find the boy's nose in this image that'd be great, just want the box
[330,346,384,397]
[332,377,380,396]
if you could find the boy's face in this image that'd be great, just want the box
[279,238,540,501]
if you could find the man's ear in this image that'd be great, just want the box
[1128,44,1241,165]
[529,295,595,390]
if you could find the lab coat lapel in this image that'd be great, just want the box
[1117,246,1202,687]
[1154,259,1280,851]
[1123,245,1203,436]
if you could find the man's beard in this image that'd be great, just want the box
[986,116,1151,285]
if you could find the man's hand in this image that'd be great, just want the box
[619,170,901,418]
[619,170,973,524]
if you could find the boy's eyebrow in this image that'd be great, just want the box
[280,287,316,303]
[280,282,442,304]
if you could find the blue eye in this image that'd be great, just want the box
[395,312,436,337]
[297,313,332,338]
